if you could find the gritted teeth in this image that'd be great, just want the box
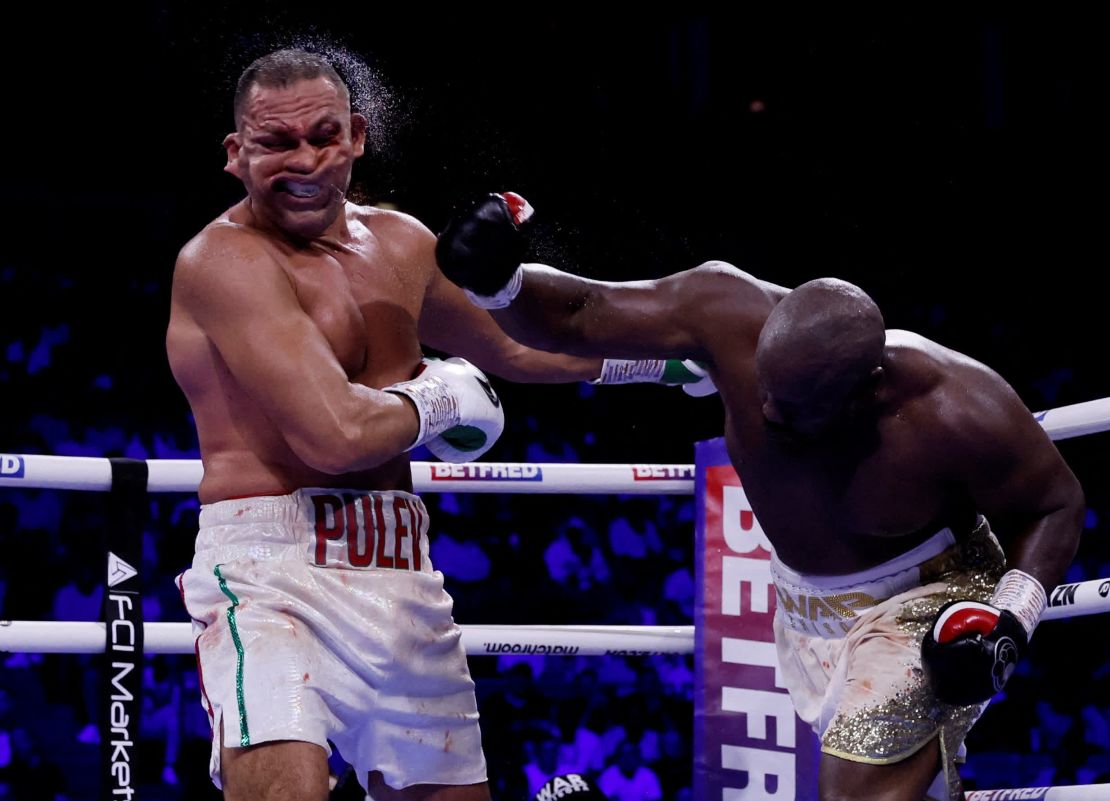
[277,179,322,198]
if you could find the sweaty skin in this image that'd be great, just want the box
[167,78,597,505]
[482,260,1083,801]
[167,76,598,801]
[490,261,1081,586]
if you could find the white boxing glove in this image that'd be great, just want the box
[593,358,718,397]
[385,357,505,462]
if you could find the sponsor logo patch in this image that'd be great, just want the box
[631,465,694,481]
[1049,583,1079,607]
[430,464,542,481]
[0,455,25,478]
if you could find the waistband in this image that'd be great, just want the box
[197,488,432,574]
[771,526,958,639]
[771,526,958,591]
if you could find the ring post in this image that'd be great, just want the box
[102,458,147,801]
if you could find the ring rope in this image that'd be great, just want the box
[5,397,1107,793]
[0,621,694,656]
[3,403,1109,795]
[2,395,1107,493]
[0,456,693,494]
[2,570,1107,656]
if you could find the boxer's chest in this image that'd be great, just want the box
[283,239,425,386]
[725,411,960,572]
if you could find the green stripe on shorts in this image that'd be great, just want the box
[214,564,250,746]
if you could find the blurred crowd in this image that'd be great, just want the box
[2,257,1109,800]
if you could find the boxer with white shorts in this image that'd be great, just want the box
[178,489,485,790]
[772,519,1006,800]
[436,192,1084,800]
[166,50,603,801]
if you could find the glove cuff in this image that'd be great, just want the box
[990,569,1047,641]
[385,374,461,449]
[463,265,523,310]
[593,359,667,385]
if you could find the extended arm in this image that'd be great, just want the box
[414,208,718,392]
[435,193,786,361]
[419,239,603,383]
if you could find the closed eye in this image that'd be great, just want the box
[256,137,295,151]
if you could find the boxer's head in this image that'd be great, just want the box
[224,49,367,240]
[756,278,885,438]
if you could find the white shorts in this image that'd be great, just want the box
[771,520,1006,801]
[176,488,487,791]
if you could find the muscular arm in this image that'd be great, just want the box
[435,194,785,365]
[172,226,418,474]
[490,261,787,362]
[420,264,603,382]
[385,213,600,382]
[945,358,1084,592]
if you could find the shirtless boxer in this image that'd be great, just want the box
[434,193,1085,801]
[164,50,647,801]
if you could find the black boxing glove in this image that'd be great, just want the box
[921,569,1046,706]
[436,191,534,307]
[921,601,1026,705]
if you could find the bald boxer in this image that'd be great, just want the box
[435,193,1084,801]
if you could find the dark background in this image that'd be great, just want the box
[5,8,1109,445]
[1,6,1108,799]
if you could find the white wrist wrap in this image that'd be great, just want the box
[386,375,461,449]
[463,266,523,310]
[990,569,1047,640]
[594,359,667,385]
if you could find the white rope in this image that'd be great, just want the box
[1039,576,1110,621]
[2,571,1108,655]
[0,621,695,656]
[412,462,693,495]
[967,785,1110,800]
[0,456,693,494]
[1035,396,1110,441]
[1,395,1106,493]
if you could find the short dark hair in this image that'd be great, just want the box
[234,48,349,126]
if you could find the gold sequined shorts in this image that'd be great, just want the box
[772,521,1006,800]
